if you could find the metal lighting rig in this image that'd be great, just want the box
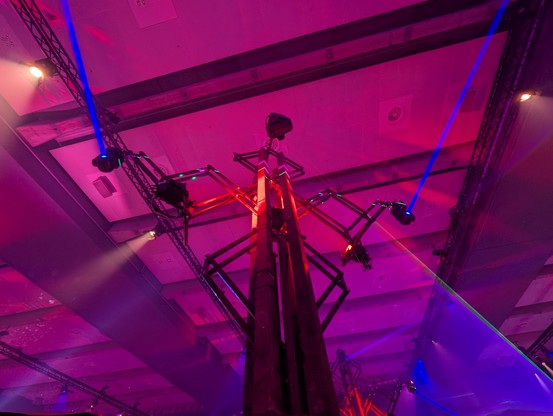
[331,349,401,416]
[0,340,150,416]
[10,2,416,414]
[93,127,413,416]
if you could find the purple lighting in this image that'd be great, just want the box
[395,280,553,415]
[407,0,509,213]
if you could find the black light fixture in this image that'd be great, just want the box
[266,113,293,140]
[147,222,166,240]
[391,202,415,225]
[406,380,416,393]
[92,147,124,173]
[28,58,58,79]
[155,180,189,210]
[431,248,447,258]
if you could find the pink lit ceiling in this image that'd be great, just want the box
[1,1,553,415]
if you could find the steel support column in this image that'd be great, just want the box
[277,153,340,415]
[278,236,303,415]
[244,148,283,416]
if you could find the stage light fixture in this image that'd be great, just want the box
[28,58,58,79]
[266,113,293,140]
[341,242,372,270]
[519,91,534,102]
[155,180,189,210]
[540,346,553,358]
[92,147,124,173]
[29,66,43,78]
[407,380,416,393]
[58,385,70,396]
[391,202,415,225]
[147,223,166,240]
[88,398,99,410]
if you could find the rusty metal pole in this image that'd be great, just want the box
[275,183,303,415]
[244,148,283,416]
[277,153,340,415]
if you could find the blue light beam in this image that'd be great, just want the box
[407,0,509,213]
[415,390,459,416]
[60,0,106,156]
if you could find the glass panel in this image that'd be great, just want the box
[392,280,553,416]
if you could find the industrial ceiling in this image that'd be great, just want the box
[1,0,553,415]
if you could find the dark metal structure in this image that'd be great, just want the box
[6,1,416,414]
[438,0,548,289]
[331,349,395,416]
[411,0,550,374]
[0,341,149,416]
[121,143,409,415]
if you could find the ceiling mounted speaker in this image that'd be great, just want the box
[92,175,117,198]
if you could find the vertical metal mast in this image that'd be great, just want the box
[245,148,284,415]
[277,153,340,416]
[244,150,340,415]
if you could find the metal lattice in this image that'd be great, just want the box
[438,0,547,288]
[0,341,150,416]
[413,0,548,368]
[9,0,247,346]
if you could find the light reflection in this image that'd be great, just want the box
[347,324,414,359]
[535,372,551,393]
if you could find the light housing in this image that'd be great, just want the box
[155,180,189,210]
[92,147,124,173]
[519,91,534,102]
[28,58,58,78]
[391,202,415,225]
[266,113,293,140]
[147,223,166,240]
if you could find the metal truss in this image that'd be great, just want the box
[9,0,249,345]
[296,188,407,270]
[528,321,553,357]
[9,0,388,350]
[525,321,553,377]
[438,0,548,288]
[412,0,549,378]
[332,349,390,416]
[0,340,150,416]
[233,148,305,179]
[11,3,421,411]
